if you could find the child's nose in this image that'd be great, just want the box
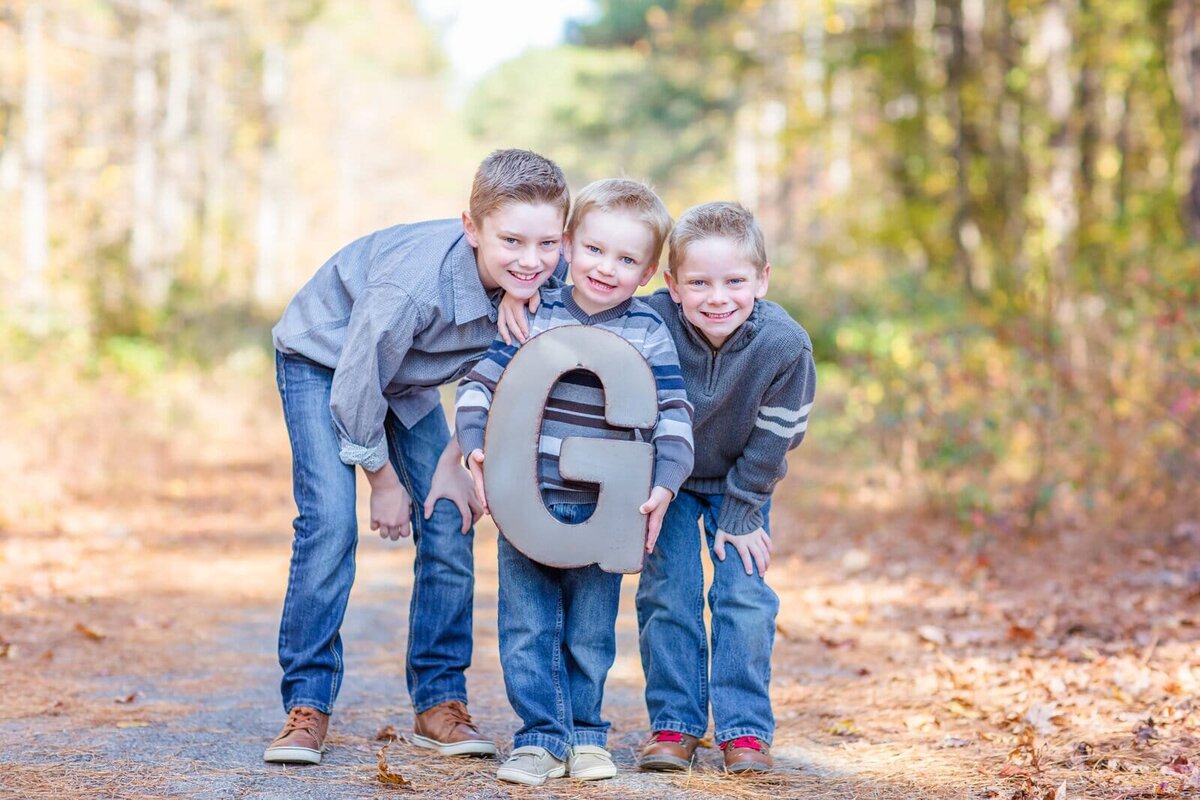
[518,246,540,269]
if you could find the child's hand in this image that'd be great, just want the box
[365,466,414,540]
[713,527,773,576]
[496,291,540,345]
[424,441,484,534]
[639,486,675,553]
[465,449,489,515]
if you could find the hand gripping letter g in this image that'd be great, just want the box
[482,326,657,573]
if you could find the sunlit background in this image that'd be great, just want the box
[0,0,1197,547]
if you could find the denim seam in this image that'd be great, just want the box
[392,423,424,702]
[716,727,772,745]
[287,698,333,715]
[552,590,567,733]
[512,733,571,762]
[650,719,708,739]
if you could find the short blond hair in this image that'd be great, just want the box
[668,202,768,276]
[566,178,673,264]
[469,149,570,225]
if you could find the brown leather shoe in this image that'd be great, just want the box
[412,700,497,756]
[263,706,329,764]
[639,730,700,771]
[721,736,772,773]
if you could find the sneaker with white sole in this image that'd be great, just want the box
[569,745,616,781]
[496,746,568,786]
[263,706,329,765]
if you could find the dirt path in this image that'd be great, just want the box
[3,376,1200,799]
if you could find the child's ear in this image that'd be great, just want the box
[561,231,573,264]
[664,270,682,303]
[755,264,771,298]
[462,211,480,248]
[638,261,658,287]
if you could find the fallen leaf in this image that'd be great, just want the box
[818,636,855,649]
[1133,717,1159,747]
[918,625,947,646]
[938,735,972,748]
[1162,753,1193,775]
[375,725,398,742]
[376,744,412,787]
[114,692,138,704]
[74,622,105,641]
[1007,624,1036,642]
[1023,703,1065,735]
[0,641,9,658]
[828,719,860,737]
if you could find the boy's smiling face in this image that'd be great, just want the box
[464,202,565,299]
[564,209,658,316]
[665,236,769,349]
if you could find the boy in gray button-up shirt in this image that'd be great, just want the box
[264,149,569,765]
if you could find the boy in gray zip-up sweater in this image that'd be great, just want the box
[635,202,816,775]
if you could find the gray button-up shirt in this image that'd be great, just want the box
[273,218,562,472]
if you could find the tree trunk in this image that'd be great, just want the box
[1168,0,1200,240]
[21,0,49,322]
[131,0,166,309]
[254,38,286,307]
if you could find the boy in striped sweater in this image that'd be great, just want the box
[636,202,816,775]
[455,179,694,786]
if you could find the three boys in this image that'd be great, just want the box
[268,150,815,779]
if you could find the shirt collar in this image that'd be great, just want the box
[564,287,632,324]
[448,234,498,324]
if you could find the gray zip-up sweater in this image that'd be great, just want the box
[645,289,816,535]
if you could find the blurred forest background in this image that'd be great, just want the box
[0,0,1198,537]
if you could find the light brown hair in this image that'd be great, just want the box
[469,149,570,225]
[668,202,768,276]
[566,178,673,264]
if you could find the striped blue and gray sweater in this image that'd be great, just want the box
[456,285,695,506]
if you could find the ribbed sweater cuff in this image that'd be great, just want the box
[457,428,485,461]
[715,496,766,536]
[653,462,691,499]
[339,438,389,473]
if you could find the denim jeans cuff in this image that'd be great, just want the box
[412,691,468,715]
[285,698,334,716]
[715,726,773,746]
[650,719,708,739]
[571,730,609,749]
[513,733,571,762]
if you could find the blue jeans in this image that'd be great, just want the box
[275,351,475,715]
[496,503,622,762]
[636,490,778,744]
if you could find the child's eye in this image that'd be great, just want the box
[541,240,559,248]
[503,237,518,245]
[689,280,706,287]
[729,278,745,285]
[621,256,636,265]
[587,245,601,254]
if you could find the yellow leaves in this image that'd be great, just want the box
[828,719,860,737]
[74,622,105,641]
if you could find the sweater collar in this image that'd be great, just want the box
[564,288,632,324]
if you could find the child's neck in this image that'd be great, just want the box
[569,285,630,317]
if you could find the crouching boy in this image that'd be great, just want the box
[456,179,694,785]
[636,202,816,774]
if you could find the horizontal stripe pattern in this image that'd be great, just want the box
[456,285,694,504]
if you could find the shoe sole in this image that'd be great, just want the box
[496,764,567,786]
[570,765,617,781]
[639,754,694,771]
[263,745,323,765]
[411,733,497,757]
[727,762,773,774]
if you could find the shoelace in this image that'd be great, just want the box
[281,708,321,737]
[441,702,478,733]
[720,736,763,752]
[654,730,685,743]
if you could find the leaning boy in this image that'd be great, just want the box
[456,179,694,786]
[636,202,816,774]
[264,149,569,764]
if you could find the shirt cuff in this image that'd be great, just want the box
[338,438,389,472]
[716,496,766,536]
